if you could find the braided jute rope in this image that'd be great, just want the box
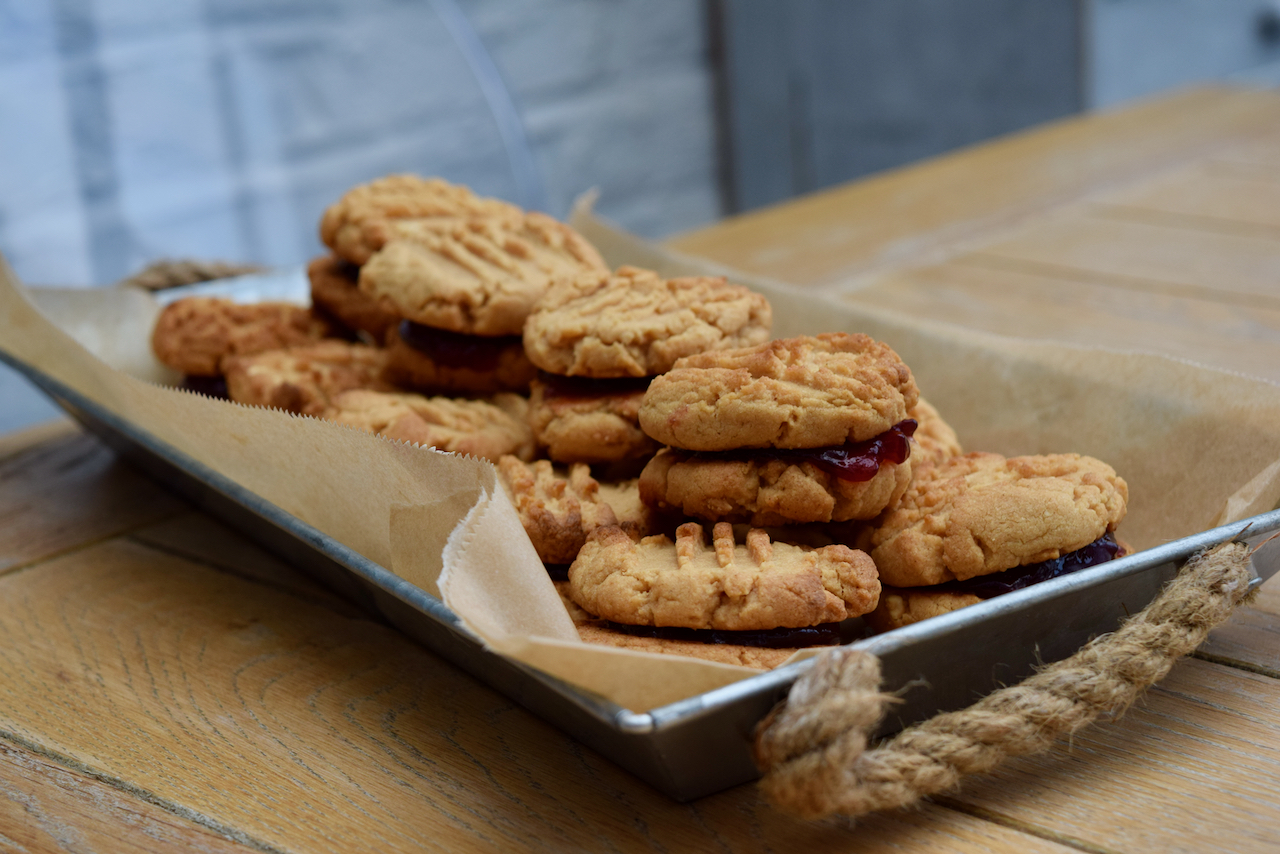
[116,259,264,291]
[753,540,1257,820]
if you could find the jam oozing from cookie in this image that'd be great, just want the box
[333,258,360,283]
[690,419,918,482]
[399,320,521,370]
[606,621,843,649]
[180,374,229,400]
[536,371,653,400]
[934,533,1123,599]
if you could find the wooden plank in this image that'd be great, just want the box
[0,431,186,574]
[970,211,1280,308]
[0,737,257,854]
[668,87,1280,285]
[843,261,1280,383]
[128,512,364,618]
[0,417,76,462]
[1093,163,1280,236]
[949,657,1280,853]
[0,539,1077,854]
[1214,127,1280,169]
[1200,573,1280,676]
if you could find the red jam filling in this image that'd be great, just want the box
[690,419,918,482]
[929,533,1122,600]
[181,374,229,399]
[399,320,521,370]
[536,371,653,401]
[606,621,844,649]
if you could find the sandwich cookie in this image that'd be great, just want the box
[362,214,607,395]
[638,333,920,525]
[862,451,1129,631]
[565,522,880,668]
[307,255,401,342]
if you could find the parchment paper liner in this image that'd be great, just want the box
[3,207,1279,713]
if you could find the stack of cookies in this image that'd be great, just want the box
[522,265,772,465]
[148,172,1134,671]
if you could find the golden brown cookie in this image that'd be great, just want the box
[151,297,335,377]
[307,255,400,341]
[572,622,798,669]
[358,214,607,337]
[638,447,913,526]
[595,478,666,540]
[383,323,537,395]
[568,522,880,631]
[638,333,919,451]
[865,535,1134,633]
[867,452,1129,587]
[322,389,534,461]
[497,458,620,565]
[864,587,984,633]
[223,341,392,416]
[528,376,658,464]
[523,265,773,378]
[319,175,523,265]
[910,397,962,467]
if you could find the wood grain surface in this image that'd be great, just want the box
[668,87,1280,285]
[3,87,1279,851]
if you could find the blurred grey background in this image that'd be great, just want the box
[3,0,1280,431]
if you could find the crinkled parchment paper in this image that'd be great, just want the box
[3,207,1279,713]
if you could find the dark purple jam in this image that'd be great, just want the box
[399,320,521,370]
[607,621,843,649]
[931,533,1122,600]
[691,419,918,482]
[333,258,360,282]
[536,371,653,401]
[181,374,229,400]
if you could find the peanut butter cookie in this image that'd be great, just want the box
[322,389,534,461]
[524,266,772,377]
[359,214,607,337]
[867,452,1129,587]
[223,341,392,416]
[307,255,400,341]
[572,622,798,669]
[568,522,880,631]
[638,333,919,451]
[864,588,984,633]
[497,458,620,564]
[910,397,962,467]
[152,297,334,377]
[638,446,913,525]
[527,375,658,464]
[319,174,523,265]
[384,322,536,395]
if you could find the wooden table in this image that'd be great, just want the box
[4,87,1280,853]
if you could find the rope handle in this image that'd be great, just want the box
[116,259,264,291]
[752,540,1257,820]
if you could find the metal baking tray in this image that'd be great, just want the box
[4,273,1278,802]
